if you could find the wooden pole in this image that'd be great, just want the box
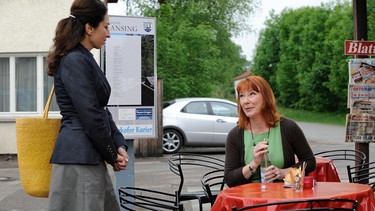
[353,0,370,183]
[134,78,164,157]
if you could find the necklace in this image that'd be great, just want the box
[249,120,270,146]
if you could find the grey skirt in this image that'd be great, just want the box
[48,163,120,211]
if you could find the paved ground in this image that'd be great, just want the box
[0,122,374,211]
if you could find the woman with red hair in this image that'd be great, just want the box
[224,76,316,187]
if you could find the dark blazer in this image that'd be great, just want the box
[51,44,127,166]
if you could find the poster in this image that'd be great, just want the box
[347,84,375,108]
[349,59,375,84]
[346,59,375,142]
[345,113,375,142]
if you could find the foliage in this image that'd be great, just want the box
[252,0,355,113]
[134,0,258,101]
[251,11,280,96]
[124,0,375,115]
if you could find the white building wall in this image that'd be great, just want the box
[0,0,102,154]
[1,0,73,53]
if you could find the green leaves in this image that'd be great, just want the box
[252,1,353,113]
[137,0,255,100]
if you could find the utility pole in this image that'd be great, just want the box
[353,0,370,173]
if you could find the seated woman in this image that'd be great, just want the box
[224,76,316,187]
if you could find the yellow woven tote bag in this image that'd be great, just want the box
[16,85,61,197]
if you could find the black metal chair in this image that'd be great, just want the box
[347,160,375,191]
[119,186,183,211]
[314,149,366,165]
[168,152,225,211]
[200,168,226,206]
[231,198,358,211]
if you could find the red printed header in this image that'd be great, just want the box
[345,40,375,55]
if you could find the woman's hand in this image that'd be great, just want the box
[264,165,288,182]
[113,147,129,172]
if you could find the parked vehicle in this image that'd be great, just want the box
[162,98,238,153]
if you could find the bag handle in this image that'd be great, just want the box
[42,85,55,119]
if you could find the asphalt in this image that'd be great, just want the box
[1,122,374,211]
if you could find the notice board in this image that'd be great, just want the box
[102,16,157,139]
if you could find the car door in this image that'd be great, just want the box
[177,101,214,145]
[209,101,238,145]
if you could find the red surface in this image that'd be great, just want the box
[211,182,375,211]
[308,157,341,182]
[304,176,314,189]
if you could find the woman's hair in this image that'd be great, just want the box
[236,76,283,129]
[46,0,107,76]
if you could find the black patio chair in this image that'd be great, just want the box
[314,149,366,165]
[200,168,226,206]
[119,186,183,211]
[232,198,358,211]
[347,160,375,191]
[168,152,225,211]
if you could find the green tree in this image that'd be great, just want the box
[252,1,354,113]
[274,8,303,108]
[322,2,353,113]
[135,0,257,100]
[251,11,280,96]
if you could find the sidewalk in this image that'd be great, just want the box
[0,122,373,211]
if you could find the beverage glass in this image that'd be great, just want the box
[290,170,304,192]
[260,166,267,190]
[260,153,271,190]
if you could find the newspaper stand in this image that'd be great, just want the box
[346,59,375,143]
[345,59,375,184]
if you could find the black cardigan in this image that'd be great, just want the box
[224,117,316,187]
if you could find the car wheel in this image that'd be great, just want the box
[163,129,183,154]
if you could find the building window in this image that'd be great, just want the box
[0,54,59,119]
[16,57,37,111]
[0,58,10,112]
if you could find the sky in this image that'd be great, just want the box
[233,0,336,60]
[108,0,336,60]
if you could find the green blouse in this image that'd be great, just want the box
[244,123,284,182]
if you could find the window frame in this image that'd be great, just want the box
[0,53,60,121]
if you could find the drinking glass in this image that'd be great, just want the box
[291,170,304,192]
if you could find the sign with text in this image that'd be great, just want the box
[345,40,375,55]
[103,16,157,139]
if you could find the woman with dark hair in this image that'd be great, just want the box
[224,76,316,188]
[47,0,129,210]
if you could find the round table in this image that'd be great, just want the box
[211,182,375,211]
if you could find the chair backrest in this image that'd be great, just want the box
[200,169,226,206]
[119,187,183,211]
[314,149,366,165]
[232,198,358,211]
[347,160,375,190]
[168,153,225,196]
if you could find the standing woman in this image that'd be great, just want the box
[224,76,316,187]
[46,0,129,210]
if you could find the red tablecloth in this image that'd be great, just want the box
[308,157,341,182]
[211,182,375,211]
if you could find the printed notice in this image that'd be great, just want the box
[106,35,142,105]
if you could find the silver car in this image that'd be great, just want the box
[163,98,238,153]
